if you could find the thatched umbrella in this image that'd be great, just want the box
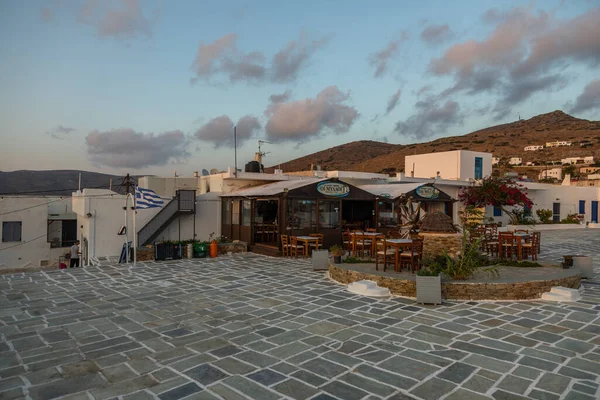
[420,211,458,233]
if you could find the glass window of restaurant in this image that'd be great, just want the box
[319,200,340,229]
[223,200,231,225]
[294,200,317,229]
[378,201,398,227]
[242,200,252,226]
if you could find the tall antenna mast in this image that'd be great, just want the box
[257,140,272,166]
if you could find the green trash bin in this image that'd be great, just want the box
[194,243,207,258]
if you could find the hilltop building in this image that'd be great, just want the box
[561,156,594,165]
[539,168,563,181]
[546,141,572,147]
[524,145,544,151]
[509,157,522,166]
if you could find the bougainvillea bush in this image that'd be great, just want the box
[458,176,533,225]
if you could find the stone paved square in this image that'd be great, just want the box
[0,229,599,399]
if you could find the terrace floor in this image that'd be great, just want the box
[0,229,599,400]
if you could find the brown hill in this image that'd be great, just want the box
[268,110,600,175]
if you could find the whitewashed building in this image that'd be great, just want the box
[561,156,594,165]
[546,141,572,147]
[539,168,563,180]
[509,157,523,166]
[404,150,492,181]
[524,145,544,151]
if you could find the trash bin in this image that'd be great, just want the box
[573,256,594,279]
[312,250,329,271]
[187,244,193,259]
[193,243,207,258]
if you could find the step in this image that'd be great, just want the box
[550,286,581,298]
[541,291,581,302]
[348,280,390,298]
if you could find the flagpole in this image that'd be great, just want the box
[124,194,129,264]
[133,188,137,267]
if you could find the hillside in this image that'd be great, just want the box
[0,170,136,196]
[268,111,600,175]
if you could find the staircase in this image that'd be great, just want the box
[138,190,196,246]
[541,286,581,302]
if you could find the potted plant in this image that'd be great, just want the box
[416,267,442,305]
[329,245,344,264]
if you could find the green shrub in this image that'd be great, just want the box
[416,268,439,276]
[489,260,543,268]
[536,209,553,224]
[560,214,580,224]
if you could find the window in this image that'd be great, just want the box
[493,206,502,217]
[474,157,483,180]
[2,221,22,242]
[579,200,585,215]
[232,201,240,225]
[293,200,317,229]
[524,206,531,217]
[378,201,397,227]
[319,200,340,229]
[222,201,231,225]
[242,200,251,226]
[552,203,560,223]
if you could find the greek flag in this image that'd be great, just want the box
[135,187,164,209]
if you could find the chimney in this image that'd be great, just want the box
[193,171,199,177]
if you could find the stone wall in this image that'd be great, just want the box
[218,241,248,255]
[136,248,154,262]
[421,232,462,259]
[329,264,581,300]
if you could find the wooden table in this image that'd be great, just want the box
[513,233,531,260]
[349,232,382,256]
[295,236,319,257]
[385,239,413,271]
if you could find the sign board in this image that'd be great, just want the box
[317,182,350,197]
[415,185,440,200]
[379,193,391,198]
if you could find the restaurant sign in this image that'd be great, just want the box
[317,182,350,197]
[415,185,440,199]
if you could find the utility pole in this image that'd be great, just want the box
[124,173,133,195]
[234,126,238,178]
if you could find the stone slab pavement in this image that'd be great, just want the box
[0,229,599,400]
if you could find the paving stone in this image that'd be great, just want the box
[497,374,532,395]
[528,389,559,400]
[321,380,369,400]
[572,383,597,396]
[555,338,594,353]
[525,331,563,343]
[491,389,531,399]
[520,348,566,363]
[410,378,456,400]
[437,362,477,383]
[184,364,228,386]
[463,354,514,373]
[234,350,278,368]
[535,372,571,394]
[158,382,202,400]
[300,358,347,379]
[212,357,256,375]
[247,368,287,386]
[518,356,559,371]
[338,372,396,397]
[512,366,542,380]
[557,366,597,381]
[563,392,596,400]
[102,363,138,383]
[28,373,107,400]
[463,374,495,393]
[444,388,494,400]
[222,375,280,400]
[354,364,418,390]
[452,341,518,362]
[272,378,319,400]
[92,374,159,399]
[208,383,248,400]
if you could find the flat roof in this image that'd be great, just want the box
[219,178,326,197]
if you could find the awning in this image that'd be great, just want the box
[358,183,455,202]
[219,178,326,198]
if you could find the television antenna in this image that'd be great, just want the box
[256,140,272,165]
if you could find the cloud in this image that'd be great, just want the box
[194,115,261,148]
[47,125,76,140]
[395,97,463,138]
[385,89,402,115]
[272,33,330,83]
[191,32,328,84]
[429,6,600,117]
[368,33,409,78]
[269,90,292,104]
[264,86,359,143]
[78,0,157,40]
[569,79,600,115]
[86,128,188,168]
[420,24,454,45]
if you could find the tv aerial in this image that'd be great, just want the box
[257,140,272,164]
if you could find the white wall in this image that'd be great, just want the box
[0,197,72,270]
[406,150,492,181]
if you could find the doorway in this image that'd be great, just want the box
[342,200,374,230]
[254,199,279,244]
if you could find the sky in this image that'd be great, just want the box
[1,0,599,177]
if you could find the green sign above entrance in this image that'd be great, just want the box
[317,182,350,197]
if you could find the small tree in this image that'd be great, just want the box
[459,176,533,225]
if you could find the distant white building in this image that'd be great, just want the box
[539,168,562,180]
[525,161,535,166]
[561,156,594,165]
[509,157,522,166]
[524,145,544,151]
[492,156,500,166]
[546,141,572,147]
[404,150,492,181]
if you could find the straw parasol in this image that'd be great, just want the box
[420,211,458,233]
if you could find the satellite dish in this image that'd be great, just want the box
[210,168,219,175]
[201,169,209,176]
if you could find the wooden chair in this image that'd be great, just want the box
[375,237,395,271]
[498,232,517,260]
[400,239,424,273]
[352,231,366,257]
[289,236,305,258]
[366,228,377,233]
[484,231,500,258]
[308,233,323,253]
[342,230,352,253]
[521,231,540,261]
[280,235,290,257]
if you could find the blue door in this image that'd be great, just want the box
[579,200,585,215]
[592,201,598,223]
[474,157,483,180]
[552,203,560,223]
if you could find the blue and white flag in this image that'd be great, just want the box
[135,187,165,209]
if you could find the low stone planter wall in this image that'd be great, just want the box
[329,264,581,300]
[136,248,155,261]
[421,232,462,259]
[218,241,247,255]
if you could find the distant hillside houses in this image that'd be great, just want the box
[509,157,522,166]
[524,145,544,151]
[580,166,600,174]
[539,168,562,180]
[492,156,500,166]
[546,140,572,147]
[561,156,594,165]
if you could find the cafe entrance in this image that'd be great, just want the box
[342,200,374,231]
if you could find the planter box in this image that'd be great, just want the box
[416,275,442,305]
[312,250,329,271]
[573,256,594,279]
